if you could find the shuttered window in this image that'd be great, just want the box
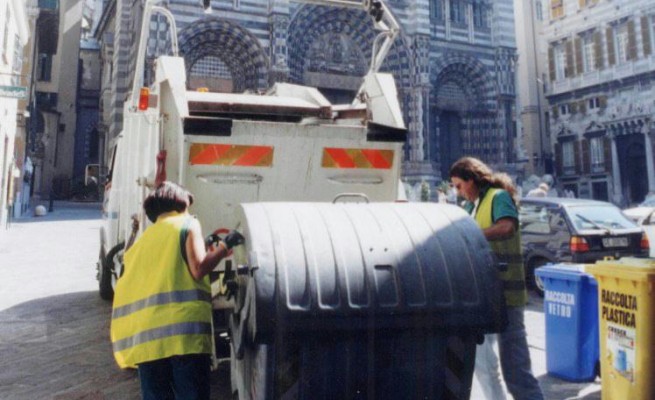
[614,24,629,64]
[551,0,564,19]
[430,0,443,21]
[590,137,605,173]
[582,35,596,72]
[642,15,654,57]
[555,44,566,80]
[563,141,575,175]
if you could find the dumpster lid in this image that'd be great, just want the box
[536,263,594,282]
[586,257,655,280]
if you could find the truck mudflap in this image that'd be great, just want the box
[228,202,506,400]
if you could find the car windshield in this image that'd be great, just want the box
[567,205,638,231]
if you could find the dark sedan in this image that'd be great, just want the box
[519,197,649,296]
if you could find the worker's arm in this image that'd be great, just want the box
[185,219,245,280]
[483,217,517,241]
[185,219,229,280]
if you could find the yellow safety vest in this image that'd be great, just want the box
[475,188,528,307]
[110,212,212,369]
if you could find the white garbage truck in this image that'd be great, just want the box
[98,1,506,398]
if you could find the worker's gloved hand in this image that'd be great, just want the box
[223,230,245,250]
[204,233,220,249]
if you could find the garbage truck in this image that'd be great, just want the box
[97,0,507,398]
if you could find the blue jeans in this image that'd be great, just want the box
[138,354,211,400]
[497,306,543,400]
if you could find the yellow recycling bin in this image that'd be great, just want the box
[586,258,655,400]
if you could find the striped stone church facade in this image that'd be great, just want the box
[99,0,517,184]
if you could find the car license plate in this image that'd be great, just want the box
[602,237,628,248]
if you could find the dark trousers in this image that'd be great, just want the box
[138,354,211,400]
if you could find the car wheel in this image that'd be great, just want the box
[528,258,548,297]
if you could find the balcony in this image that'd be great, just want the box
[548,55,655,97]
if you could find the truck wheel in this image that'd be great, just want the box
[99,242,125,301]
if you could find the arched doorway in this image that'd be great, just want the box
[621,135,648,204]
[178,18,269,93]
[287,6,372,103]
[431,57,495,178]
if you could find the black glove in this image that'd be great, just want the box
[223,230,245,250]
[204,233,220,249]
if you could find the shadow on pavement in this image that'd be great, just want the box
[537,373,601,400]
[15,201,103,223]
[0,291,232,399]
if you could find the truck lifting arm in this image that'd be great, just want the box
[292,0,400,74]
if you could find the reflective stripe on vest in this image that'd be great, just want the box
[110,213,212,368]
[112,321,212,352]
[112,289,212,319]
[475,188,528,307]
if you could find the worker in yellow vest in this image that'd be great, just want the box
[110,181,244,400]
[450,157,543,400]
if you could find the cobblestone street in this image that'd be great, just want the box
[0,202,230,400]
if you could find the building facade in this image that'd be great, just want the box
[543,0,655,206]
[95,0,519,185]
[514,0,551,176]
[0,0,29,227]
[28,0,85,200]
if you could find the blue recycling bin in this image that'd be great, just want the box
[535,263,599,382]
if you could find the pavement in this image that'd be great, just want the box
[0,201,603,399]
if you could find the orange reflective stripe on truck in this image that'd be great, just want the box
[322,148,394,169]
[189,143,274,166]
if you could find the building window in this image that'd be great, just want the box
[560,104,570,115]
[562,141,575,174]
[582,34,596,72]
[649,15,655,55]
[588,97,600,109]
[551,0,564,19]
[473,3,487,28]
[2,4,10,64]
[37,53,52,82]
[555,44,566,80]
[430,0,443,21]
[614,24,629,64]
[590,137,605,172]
[536,0,543,21]
[450,0,466,25]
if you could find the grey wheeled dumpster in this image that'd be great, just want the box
[227,202,506,400]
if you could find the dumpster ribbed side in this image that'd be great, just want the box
[230,202,506,400]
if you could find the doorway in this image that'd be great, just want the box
[438,111,463,179]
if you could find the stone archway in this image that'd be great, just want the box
[430,55,496,176]
[178,18,269,93]
[287,5,412,104]
[618,133,648,205]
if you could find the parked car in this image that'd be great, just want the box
[623,205,655,258]
[519,197,649,296]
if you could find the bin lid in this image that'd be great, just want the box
[586,257,655,281]
[535,263,595,283]
[235,202,506,337]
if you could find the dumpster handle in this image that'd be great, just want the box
[333,193,370,203]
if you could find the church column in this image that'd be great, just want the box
[644,126,655,193]
[610,132,624,206]
[268,0,290,85]
[403,35,437,183]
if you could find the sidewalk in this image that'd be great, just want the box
[0,200,104,312]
